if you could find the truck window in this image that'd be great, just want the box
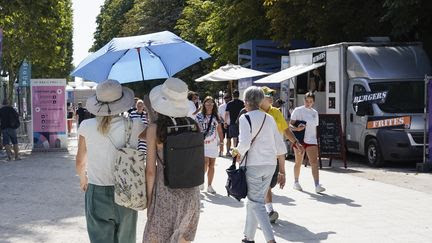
[369,81,424,113]
[352,84,366,109]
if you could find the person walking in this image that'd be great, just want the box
[290,92,325,193]
[143,78,200,243]
[218,94,232,156]
[0,100,21,161]
[75,79,145,243]
[196,96,224,194]
[187,91,201,119]
[129,99,149,154]
[233,86,287,243]
[224,90,244,156]
[260,86,303,223]
[75,102,88,128]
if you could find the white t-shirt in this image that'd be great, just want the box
[188,100,198,119]
[236,110,287,166]
[290,105,319,144]
[78,117,145,186]
[218,103,228,123]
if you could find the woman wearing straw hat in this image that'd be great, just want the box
[75,79,145,243]
[143,78,201,243]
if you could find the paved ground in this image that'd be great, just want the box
[1,136,432,243]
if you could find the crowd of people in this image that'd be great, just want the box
[75,78,325,243]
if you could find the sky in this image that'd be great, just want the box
[72,0,105,67]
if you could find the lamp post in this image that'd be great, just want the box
[0,69,8,103]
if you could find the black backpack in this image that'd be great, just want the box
[162,117,205,189]
[9,108,20,129]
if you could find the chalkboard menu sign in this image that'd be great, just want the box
[318,114,347,168]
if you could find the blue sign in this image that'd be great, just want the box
[19,60,31,87]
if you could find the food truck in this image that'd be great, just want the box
[256,42,431,166]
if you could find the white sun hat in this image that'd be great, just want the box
[86,79,135,116]
[149,77,190,117]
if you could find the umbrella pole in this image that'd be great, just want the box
[229,80,233,95]
[136,48,145,81]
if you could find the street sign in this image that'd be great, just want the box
[19,60,31,87]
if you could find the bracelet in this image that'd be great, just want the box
[278,172,285,175]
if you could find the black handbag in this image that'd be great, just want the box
[225,114,266,201]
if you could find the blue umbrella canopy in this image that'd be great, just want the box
[71,31,210,83]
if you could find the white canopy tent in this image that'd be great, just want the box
[254,62,326,84]
[195,63,267,82]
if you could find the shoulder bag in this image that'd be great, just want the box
[225,113,267,201]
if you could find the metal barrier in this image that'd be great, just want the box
[16,119,32,150]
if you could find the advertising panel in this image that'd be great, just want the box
[31,79,67,150]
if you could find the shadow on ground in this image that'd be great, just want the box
[300,191,361,207]
[273,219,336,242]
[201,192,244,208]
[0,148,84,243]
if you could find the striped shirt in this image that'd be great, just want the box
[129,111,148,153]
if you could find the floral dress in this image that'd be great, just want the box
[143,147,200,243]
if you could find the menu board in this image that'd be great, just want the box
[31,79,67,150]
[318,114,347,168]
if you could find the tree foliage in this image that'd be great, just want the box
[264,0,391,46]
[120,0,185,36]
[90,0,134,51]
[0,0,73,102]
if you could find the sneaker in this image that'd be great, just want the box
[207,185,216,194]
[199,184,204,190]
[268,210,279,224]
[315,184,326,193]
[226,151,232,157]
[293,182,303,191]
[219,151,223,157]
[242,238,255,243]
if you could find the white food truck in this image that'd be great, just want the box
[256,42,431,166]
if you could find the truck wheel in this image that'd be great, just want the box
[366,138,384,167]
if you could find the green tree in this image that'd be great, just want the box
[120,0,185,36]
[90,0,134,51]
[176,0,271,95]
[381,0,432,57]
[264,0,391,46]
[0,0,74,102]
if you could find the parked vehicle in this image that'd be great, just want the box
[259,41,431,166]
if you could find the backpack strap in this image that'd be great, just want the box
[245,114,252,133]
[203,114,214,138]
[125,117,133,148]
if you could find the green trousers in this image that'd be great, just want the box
[85,184,137,243]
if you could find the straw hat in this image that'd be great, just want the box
[86,79,135,116]
[149,78,189,117]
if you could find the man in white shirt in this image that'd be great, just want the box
[218,94,231,156]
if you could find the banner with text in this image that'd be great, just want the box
[19,60,31,87]
[31,79,67,150]
[366,116,411,129]
[353,91,388,104]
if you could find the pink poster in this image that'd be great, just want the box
[31,79,67,150]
